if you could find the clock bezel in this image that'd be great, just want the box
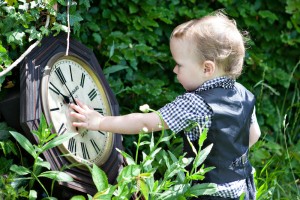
[41,53,114,168]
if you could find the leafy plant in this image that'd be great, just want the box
[0,122,29,199]
[7,114,77,199]
[250,61,300,199]
[72,105,217,200]
[1,0,300,199]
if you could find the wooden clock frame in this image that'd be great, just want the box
[20,33,124,195]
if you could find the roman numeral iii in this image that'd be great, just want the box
[88,89,97,101]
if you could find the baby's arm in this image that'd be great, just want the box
[249,109,261,147]
[70,100,168,134]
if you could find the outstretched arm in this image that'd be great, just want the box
[69,100,169,134]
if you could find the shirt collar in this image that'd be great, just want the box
[194,76,235,93]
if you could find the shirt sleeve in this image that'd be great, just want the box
[251,106,257,124]
[158,92,212,134]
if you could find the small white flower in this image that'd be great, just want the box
[182,158,189,164]
[158,124,162,129]
[139,104,150,113]
[142,127,149,133]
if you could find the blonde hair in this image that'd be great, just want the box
[171,11,248,79]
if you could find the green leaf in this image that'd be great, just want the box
[36,159,51,170]
[70,195,86,200]
[10,164,31,175]
[42,132,77,152]
[41,197,58,200]
[194,144,213,168]
[198,127,208,149]
[93,186,116,199]
[10,131,37,158]
[116,148,136,165]
[109,41,115,58]
[51,22,68,34]
[117,165,140,183]
[258,10,278,23]
[128,3,138,14]
[158,184,189,200]
[91,164,108,192]
[159,133,175,143]
[6,31,25,45]
[0,44,7,53]
[103,65,129,75]
[69,13,83,26]
[140,179,149,200]
[187,183,217,196]
[188,174,205,181]
[38,171,73,182]
[44,133,57,143]
[29,190,37,200]
[86,21,100,31]
[92,33,102,44]
[0,129,11,140]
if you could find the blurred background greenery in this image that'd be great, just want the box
[1,0,299,199]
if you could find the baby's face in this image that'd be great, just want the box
[170,38,207,91]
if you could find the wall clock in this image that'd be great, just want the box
[20,33,123,196]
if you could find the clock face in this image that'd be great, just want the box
[41,55,114,167]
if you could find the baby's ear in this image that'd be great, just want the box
[203,60,215,76]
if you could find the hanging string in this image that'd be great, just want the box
[66,0,70,56]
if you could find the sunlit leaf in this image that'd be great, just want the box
[187,183,217,196]
[42,132,77,152]
[91,164,108,192]
[194,144,213,168]
[38,171,73,182]
[116,148,136,165]
[29,190,37,200]
[140,179,149,200]
[10,164,31,175]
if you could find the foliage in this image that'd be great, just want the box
[0,0,300,199]
[0,122,29,199]
[72,106,217,199]
[1,114,77,199]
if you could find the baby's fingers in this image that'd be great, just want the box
[75,99,90,110]
[70,111,86,121]
[70,103,84,114]
[72,121,88,129]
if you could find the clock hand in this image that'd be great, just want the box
[49,82,70,104]
[54,67,78,105]
[59,92,71,104]
[64,83,78,105]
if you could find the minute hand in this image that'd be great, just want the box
[64,83,77,105]
[54,68,78,105]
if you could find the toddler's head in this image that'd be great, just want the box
[171,11,247,79]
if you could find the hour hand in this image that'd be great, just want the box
[60,93,70,104]
[49,82,70,104]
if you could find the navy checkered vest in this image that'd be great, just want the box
[183,82,255,184]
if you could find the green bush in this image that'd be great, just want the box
[1,0,299,199]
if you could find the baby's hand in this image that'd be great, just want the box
[70,99,102,131]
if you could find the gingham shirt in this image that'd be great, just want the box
[159,76,255,198]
